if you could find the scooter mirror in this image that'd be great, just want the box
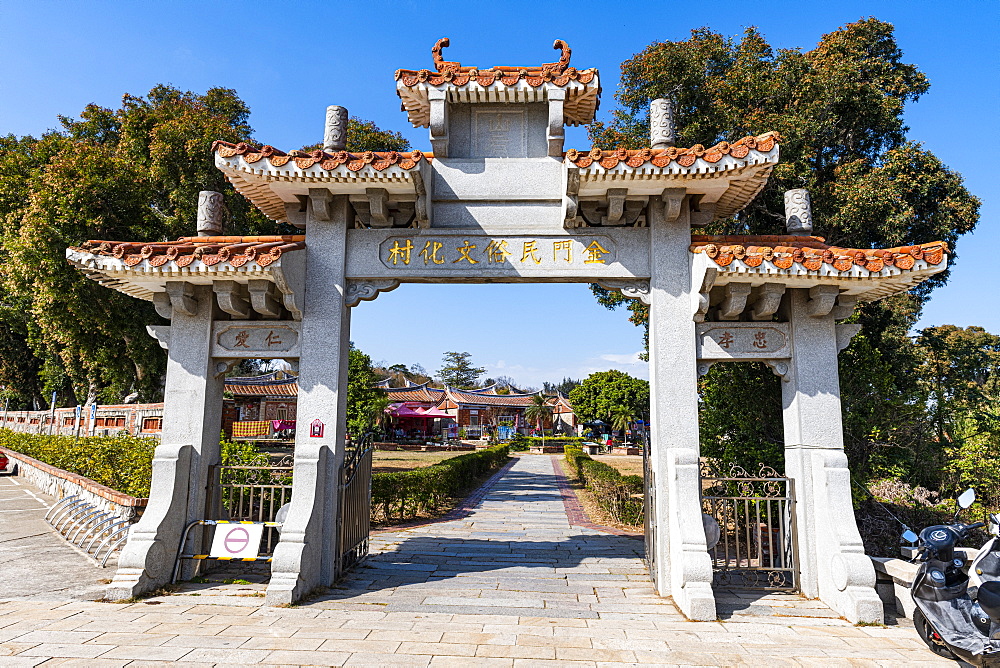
[990,514,1000,537]
[902,529,919,543]
[958,488,976,509]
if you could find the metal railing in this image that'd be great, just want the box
[338,433,373,576]
[44,495,133,567]
[208,457,292,554]
[700,461,799,591]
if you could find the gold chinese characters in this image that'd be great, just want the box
[381,237,614,268]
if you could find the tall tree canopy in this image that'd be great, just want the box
[436,351,486,389]
[569,370,650,425]
[590,19,981,484]
[0,85,409,408]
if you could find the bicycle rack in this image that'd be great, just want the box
[44,494,134,567]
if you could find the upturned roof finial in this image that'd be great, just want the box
[432,37,461,73]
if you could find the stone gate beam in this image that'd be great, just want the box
[266,191,352,606]
[106,283,223,599]
[782,288,882,623]
[647,191,716,621]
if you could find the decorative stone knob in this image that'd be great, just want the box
[196,191,225,236]
[324,105,349,152]
[784,189,813,234]
[650,98,676,150]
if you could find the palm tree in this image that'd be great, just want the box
[524,394,554,446]
[611,406,635,445]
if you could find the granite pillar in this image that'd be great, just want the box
[106,284,223,599]
[265,192,351,605]
[647,193,716,620]
[782,288,882,623]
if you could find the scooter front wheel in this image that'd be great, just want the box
[913,608,958,659]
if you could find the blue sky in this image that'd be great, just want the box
[2,1,996,388]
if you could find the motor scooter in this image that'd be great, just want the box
[903,488,1000,666]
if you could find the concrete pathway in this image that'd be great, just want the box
[0,455,953,666]
[0,474,113,602]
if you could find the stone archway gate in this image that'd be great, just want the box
[67,38,949,623]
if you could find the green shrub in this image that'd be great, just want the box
[0,429,156,498]
[564,444,643,525]
[371,444,509,522]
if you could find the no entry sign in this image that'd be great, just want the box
[209,522,264,560]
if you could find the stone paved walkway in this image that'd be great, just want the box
[0,454,953,666]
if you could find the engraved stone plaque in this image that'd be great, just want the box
[213,322,300,358]
[696,323,790,360]
[473,109,526,157]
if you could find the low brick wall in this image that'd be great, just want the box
[1,447,147,520]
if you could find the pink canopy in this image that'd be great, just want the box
[386,403,453,419]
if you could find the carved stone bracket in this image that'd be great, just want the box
[412,172,429,228]
[697,361,715,377]
[578,190,647,227]
[214,280,252,319]
[248,280,283,318]
[830,295,858,321]
[213,359,241,379]
[165,281,198,317]
[428,88,448,158]
[152,292,172,320]
[345,279,401,307]
[146,325,170,350]
[693,266,719,323]
[717,283,752,320]
[662,188,685,223]
[309,188,333,222]
[836,323,862,352]
[751,283,786,320]
[807,285,841,317]
[564,168,580,227]
[597,279,650,305]
[763,359,792,382]
[546,86,565,157]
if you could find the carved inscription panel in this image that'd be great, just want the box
[474,109,526,157]
[379,235,617,270]
[696,323,790,360]
[213,322,300,359]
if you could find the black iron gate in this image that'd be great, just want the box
[337,433,373,576]
[643,439,657,588]
[700,461,799,591]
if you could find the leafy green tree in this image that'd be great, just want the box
[569,370,650,425]
[436,351,485,389]
[0,86,410,407]
[589,20,979,479]
[347,344,388,438]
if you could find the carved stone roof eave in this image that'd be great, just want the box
[695,250,950,302]
[572,146,778,222]
[64,246,298,304]
[396,77,601,128]
[215,153,431,224]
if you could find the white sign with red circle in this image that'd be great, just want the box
[209,523,264,559]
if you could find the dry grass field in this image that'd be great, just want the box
[591,454,644,477]
[371,450,465,474]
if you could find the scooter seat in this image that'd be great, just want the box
[977,580,1000,622]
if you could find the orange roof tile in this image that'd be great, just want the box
[690,235,948,274]
[565,132,779,170]
[226,381,298,397]
[212,141,429,173]
[395,38,596,89]
[74,235,305,269]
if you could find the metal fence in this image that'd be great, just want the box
[700,461,799,591]
[209,456,292,554]
[338,434,373,576]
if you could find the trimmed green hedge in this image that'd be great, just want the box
[371,444,510,522]
[0,429,155,498]
[564,443,643,525]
